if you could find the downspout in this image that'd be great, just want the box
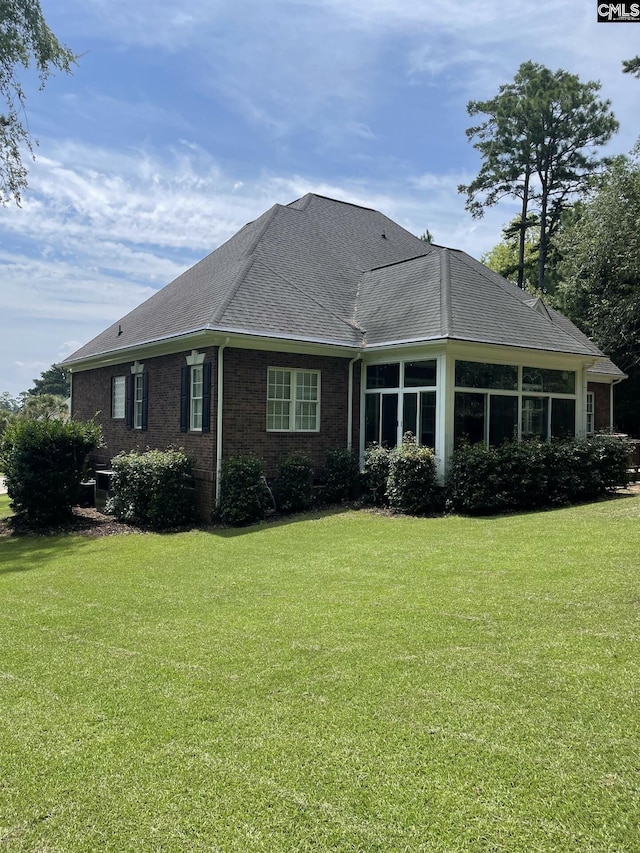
[215,338,230,507]
[347,354,362,451]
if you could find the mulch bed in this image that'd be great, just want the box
[0,506,146,539]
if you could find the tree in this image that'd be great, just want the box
[0,0,77,204]
[21,392,68,420]
[27,363,70,397]
[459,61,618,291]
[0,391,20,413]
[557,151,640,372]
[623,56,640,78]
[419,229,434,244]
[481,218,539,293]
[556,150,640,434]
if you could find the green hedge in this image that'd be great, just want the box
[273,453,314,513]
[320,448,360,503]
[446,435,630,515]
[0,418,103,525]
[363,443,391,506]
[108,448,195,529]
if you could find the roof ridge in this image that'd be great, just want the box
[368,249,433,273]
[439,248,452,338]
[244,203,282,256]
[208,255,257,325]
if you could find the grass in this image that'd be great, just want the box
[0,493,639,852]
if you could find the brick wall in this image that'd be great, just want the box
[72,345,360,517]
[588,381,611,433]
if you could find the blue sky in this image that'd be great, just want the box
[1,0,638,397]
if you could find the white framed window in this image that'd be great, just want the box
[112,375,125,419]
[133,373,144,430]
[267,368,320,432]
[586,391,595,434]
[190,364,203,431]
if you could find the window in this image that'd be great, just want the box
[364,359,438,448]
[453,360,577,446]
[112,376,125,419]
[190,365,203,431]
[455,360,518,391]
[586,392,595,435]
[267,368,320,432]
[126,362,148,431]
[133,374,144,429]
[180,356,211,433]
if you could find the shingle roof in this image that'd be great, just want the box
[64,193,614,367]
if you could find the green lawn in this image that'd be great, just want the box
[1,494,639,852]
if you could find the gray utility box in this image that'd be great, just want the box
[95,470,115,513]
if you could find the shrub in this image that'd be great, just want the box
[363,443,390,505]
[273,453,315,514]
[386,433,437,515]
[321,448,360,504]
[218,455,269,526]
[0,418,102,525]
[107,448,195,529]
[446,435,631,515]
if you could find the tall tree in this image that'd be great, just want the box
[459,61,618,291]
[27,364,70,397]
[0,0,77,204]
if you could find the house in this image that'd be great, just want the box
[63,193,625,517]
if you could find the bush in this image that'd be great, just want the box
[218,455,269,526]
[321,448,360,504]
[0,418,102,525]
[363,443,390,505]
[107,448,195,529]
[386,433,437,515]
[273,453,315,513]
[446,435,631,515]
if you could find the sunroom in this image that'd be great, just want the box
[359,345,593,479]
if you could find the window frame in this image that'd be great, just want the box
[266,368,321,433]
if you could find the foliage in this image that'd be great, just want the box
[273,453,315,514]
[556,151,640,374]
[0,391,20,412]
[386,433,437,515]
[20,392,68,420]
[459,61,618,291]
[26,364,70,397]
[320,448,360,504]
[218,455,269,526]
[107,448,195,530]
[0,417,102,524]
[419,228,434,243]
[0,1,78,204]
[446,436,630,515]
[363,442,391,505]
[622,56,640,78]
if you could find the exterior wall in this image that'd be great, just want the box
[588,381,612,433]
[71,348,218,518]
[71,345,360,518]
[223,348,358,479]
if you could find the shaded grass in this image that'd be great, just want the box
[0,497,639,851]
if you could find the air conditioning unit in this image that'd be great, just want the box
[95,470,115,512]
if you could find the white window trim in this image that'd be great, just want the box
[267,368,321,432]
[133,373,144,430]
[586,391,595,435]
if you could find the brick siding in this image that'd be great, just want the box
[72,345,360,518]
[588,381,611,433]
